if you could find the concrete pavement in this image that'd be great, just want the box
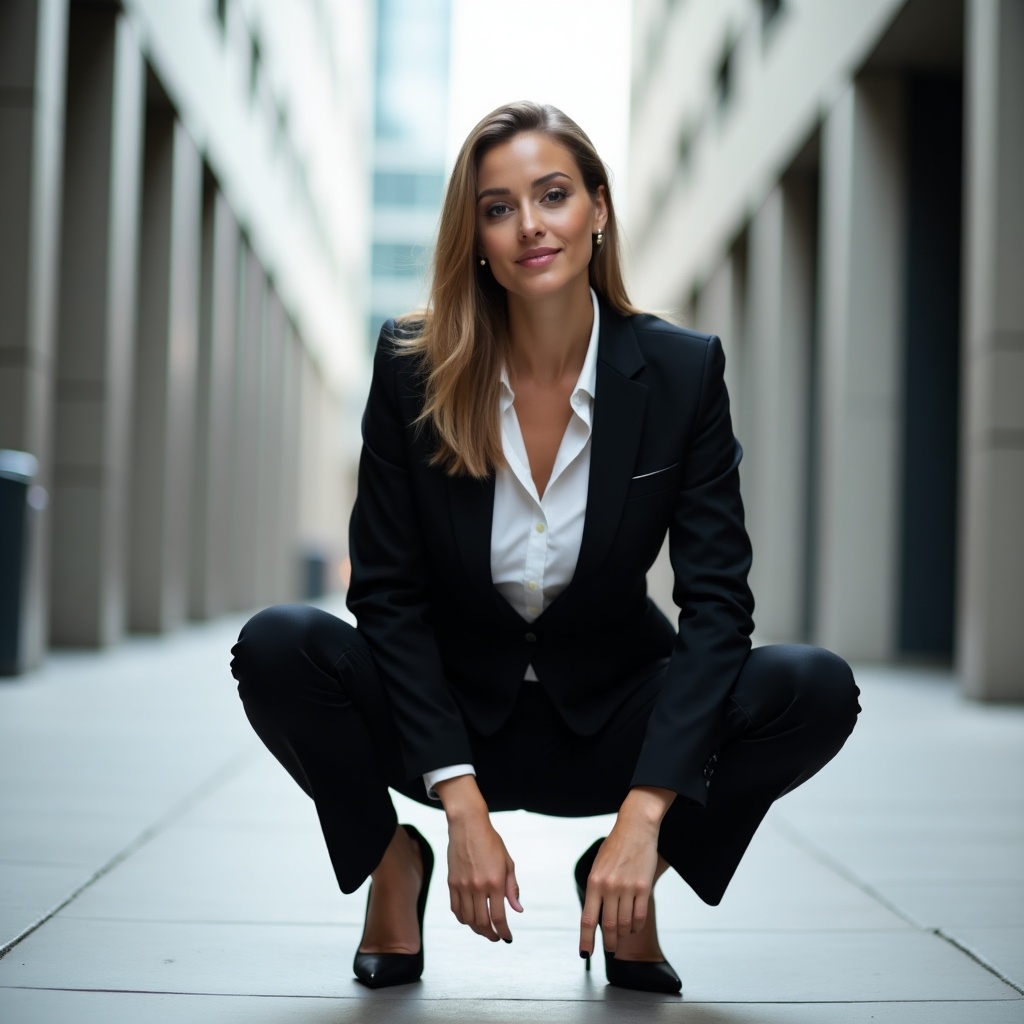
[1,596,1022,1022]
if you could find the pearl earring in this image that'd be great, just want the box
[479,257,487,266]
[595,229,604,247]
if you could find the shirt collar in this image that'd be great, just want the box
[575,288,601,403]
[499,288,601,409]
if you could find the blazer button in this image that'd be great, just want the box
[524,632,537,643]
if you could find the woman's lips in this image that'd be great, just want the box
[517,248,559,267]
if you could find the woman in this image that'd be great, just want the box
[231,101,859,995]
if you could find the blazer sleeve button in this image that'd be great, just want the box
[525,632,537,643]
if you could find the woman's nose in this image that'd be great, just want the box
[518,209,544,237]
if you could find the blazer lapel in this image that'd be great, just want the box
[565,304,648,596]
[447,303,648,620]
[448,471,499,599]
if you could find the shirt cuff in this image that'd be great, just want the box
[423,764,476,800]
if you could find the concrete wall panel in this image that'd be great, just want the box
[128,112,201,632]
[814,77,906,660]
[189,185,239,620]
[51,8,145,647]
[959,0,1024,697]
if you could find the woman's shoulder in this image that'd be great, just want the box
[374,314,426,350]
[626,310,717,348]
[369,317,431,404]
[371,315,431,371]
[613,310,722,378]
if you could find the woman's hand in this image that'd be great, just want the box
[578,786,675,958]
[435,775,523,942]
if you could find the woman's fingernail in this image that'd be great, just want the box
[503,937,513,944]
[579,950,590,960]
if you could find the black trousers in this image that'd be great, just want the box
[231,604,859,905]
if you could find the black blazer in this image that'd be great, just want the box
[347,300,754,807]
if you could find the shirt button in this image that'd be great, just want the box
[527,581,538,591]
[525,632,537,643]
[535,523,545,533]
[527,605,539,616]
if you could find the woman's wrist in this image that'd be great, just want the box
[435,773,489,824]
[617,785,676,831]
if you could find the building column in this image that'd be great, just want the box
[189,183,239,621]
[296,350,324,576]
[814,77,906,660]
[746,176,817,642]
[0,0,67,665]
[279,324,304,599]
[642,248,751,620]
[693,244,748,442]
[228,246,266,612]
[255,288,287,604]
[50,6,145,647]
[128,106,202,632]
[959,0,1024,699]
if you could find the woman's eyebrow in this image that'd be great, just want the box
[476,171,572,202]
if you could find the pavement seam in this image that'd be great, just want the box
[0,746,258,962]
[933,929,1024,996]
[771,817,1024,996]
[0,985,1021,1004]
[770,817,923,927]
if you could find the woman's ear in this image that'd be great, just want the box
[593,184,608,232]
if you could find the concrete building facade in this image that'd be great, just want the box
[0,0,373,668]
[628,0,1023,698]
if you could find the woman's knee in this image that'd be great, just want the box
[229,603,365,691]
[740,643,860,740]
[784,645,860,740]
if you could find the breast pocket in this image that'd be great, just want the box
[626,463,680,500]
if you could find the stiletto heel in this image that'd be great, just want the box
[353,824,434,988]
[574,837,682,995]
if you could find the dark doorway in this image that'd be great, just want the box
[898,73,962,658]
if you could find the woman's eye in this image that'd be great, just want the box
[543,188,568,202]
[486,202,512,217]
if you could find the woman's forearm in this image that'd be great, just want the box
[617,785,676,832]
[435,773,490,824]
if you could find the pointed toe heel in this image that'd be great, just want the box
[353,824,434,989]
[604,951,682,994]
[352,949,424,989]
[573,837,683,996]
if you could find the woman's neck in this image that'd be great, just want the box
[505,281,594,385]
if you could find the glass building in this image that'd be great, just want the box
[368,0,452,346]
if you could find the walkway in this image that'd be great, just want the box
[1,598,1022,1022]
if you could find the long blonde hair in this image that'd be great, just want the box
[399,101,638,478]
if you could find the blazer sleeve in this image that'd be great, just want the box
[345,324,475,781]
[630,334,754,806]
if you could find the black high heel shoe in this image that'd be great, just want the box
[353,824,434,988]
[574,837,682,995]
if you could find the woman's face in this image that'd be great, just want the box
[475,132,607,304]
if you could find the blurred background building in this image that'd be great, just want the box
[629,0,1023,699]
[1,0,374,668]
[368,0,451,347]
[3,0,1020,706]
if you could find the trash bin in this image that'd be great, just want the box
[302,547,329,600]
[0,450,41,676]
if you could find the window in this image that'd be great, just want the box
[677,125,693,174]
[373,171,445,208]
[372,242,425,278]
[760,0,783,36]
[249,32,262,102]
[274,102,288,153]
[715,40,734,111]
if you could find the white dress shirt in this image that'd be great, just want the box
[423,290,600,798]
